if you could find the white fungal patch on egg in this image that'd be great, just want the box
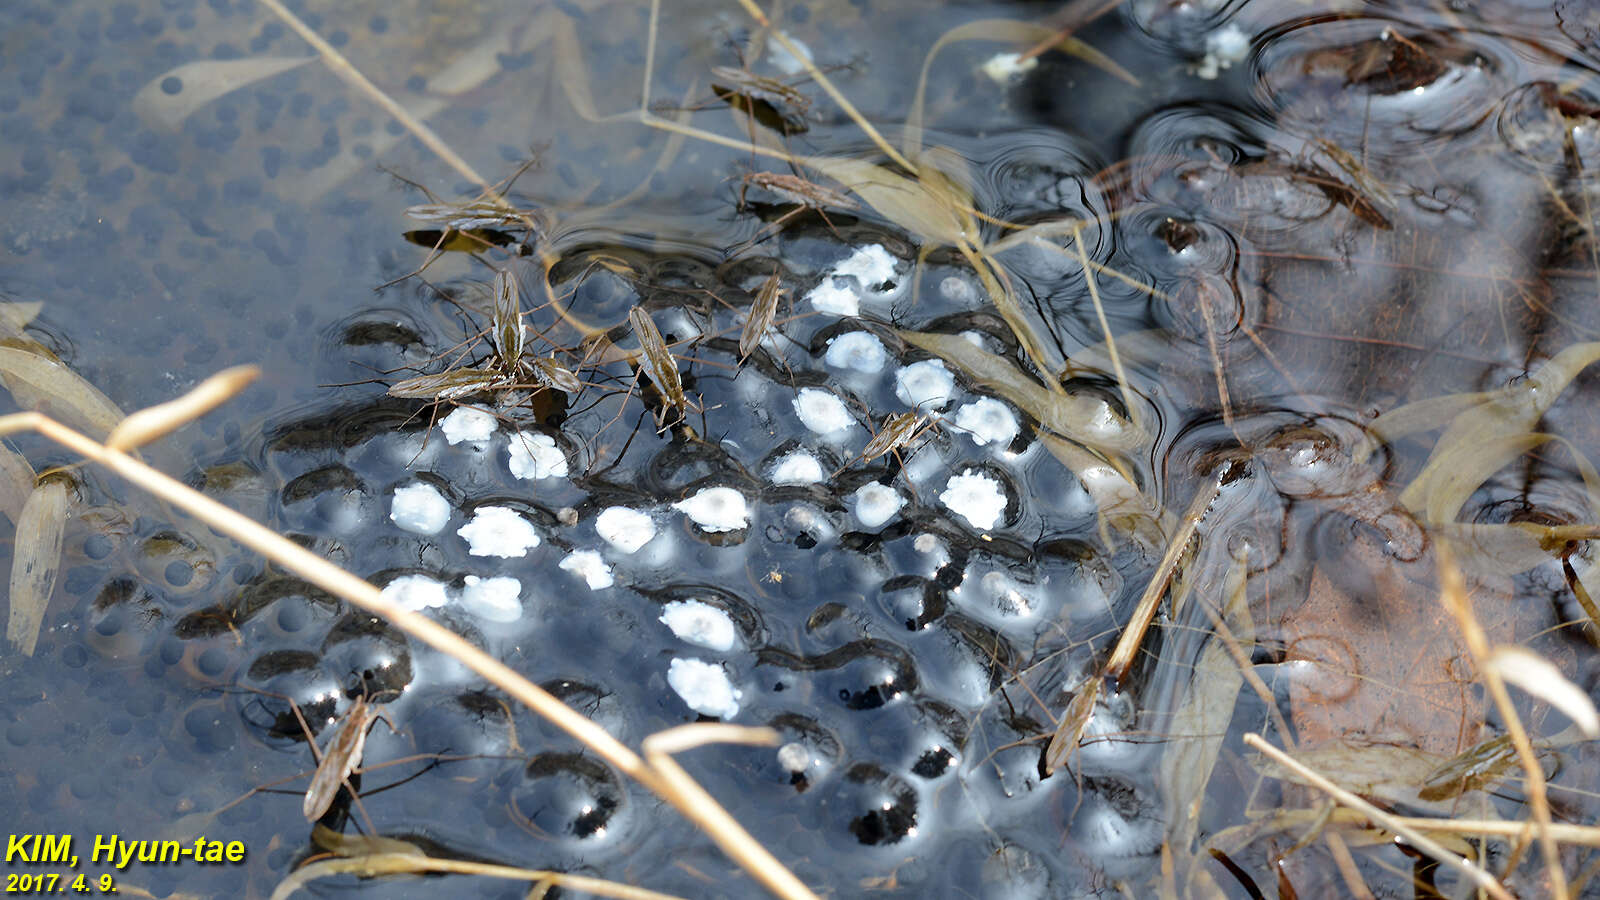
[674,487,751,532]
[895,359,957,411]
[389,483,451,534]
[852,482,905,529]
[823,331,888,374]
[458,575,523,622]
[659,599,738,651]
[439,406,497,445]
[380,574,449,612]
[667,658,742,719]
[595,506,657,554]
[506,431,568,480]
[770,450,825,485]
[940,469,1008,530]
[792,387,855,435]
[954,397,1019,447]
[457,506,541,557]
[559,549,615,589]
[803,244,904,316]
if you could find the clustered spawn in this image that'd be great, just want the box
[383,243,1038,723]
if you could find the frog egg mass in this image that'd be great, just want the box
[595,507,657,554]
[770,450,825,485]
[439,406,498,444]
[895,359,957,411]
[389,483,451,534]
[459,575,523,622]
[852,482,906,529]
[559,549,615,590]
[824,331,889,374]
[506,431,568,480]
[674,487,751,532]
[381,574,450,612]
[954,398,1019,447]
[793,387,855,436]
[940,470,1008,530]
[659,599,738,652]
[457,506,542,557]
[667,658,742,719]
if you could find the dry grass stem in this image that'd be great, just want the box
[1438,545,1569,899]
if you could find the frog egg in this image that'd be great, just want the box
[824,331,888,374]
[895,360,956,411]
[389,482,451,534]
[667,658,742,718]
[852,482,905,529]
[458,575,523,622]
[506,431,569,480]
[457,506,541,558]
[833,244,901,298]
[940,469,1008,530]
[595,507,657,554]
[379,574,450,612]
[658,600,737,652]
[673,487,751,533]
[793,387,855,436]
[439,406,497,444]
[559,550,614,590]
[953,398,1019,447]
[807,278,861,316]
[770,449,825,485]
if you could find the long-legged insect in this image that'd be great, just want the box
[303,694,393,823]
[739,269,785,363]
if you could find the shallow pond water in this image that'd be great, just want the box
[4,0,1600,897]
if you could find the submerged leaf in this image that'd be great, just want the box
[8,478,67,656]
[0,440,35,524]
[801,155,969,246]
[1037,432,1163,552]
[900,329,1146,452]
[134,57,313,129]
[0,346,126,439]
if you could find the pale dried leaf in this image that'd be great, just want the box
[0,301,44,341]
[0,440,35,524]
[802,155,969,246]
[134,57,313,129]
[0,346,125,439]
[8,479,67,656]
[1037,432,1163,552]
[1488,646,1600,738]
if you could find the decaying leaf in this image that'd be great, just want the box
[0,346,126,439]
[0,301,44,341]
[8,478,68,656]
[0,439,36,524]
[899,329,1146,452]
[801,155,970,247]
[1037,432,1164,552]
[134,57,314,129]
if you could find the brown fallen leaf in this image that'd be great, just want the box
[8,478,69,656]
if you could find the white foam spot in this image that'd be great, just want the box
[439,406,497,444]
[806,279,860,316]
[833,244,900,295]
[559,549,615,589]
[506,431,568,480]
[381,575,449,612]
[954,397,1019,447]
[1197,25,1249,80]
[823,331,888,373]
[667,658,742,719]
[674,487,751,532]
[459,575,523,622]
[389,483,451,534]
[852,482,905,529]
[770,450,825,485]
[457,506,541,557]
[980,51,1037,84]
[895,359,957,410]
[793,387,855,435]
[596,506,657,554]
[941,469,1008,530]
[659,600,738,651]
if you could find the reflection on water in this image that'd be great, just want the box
[4,0,1600,896]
